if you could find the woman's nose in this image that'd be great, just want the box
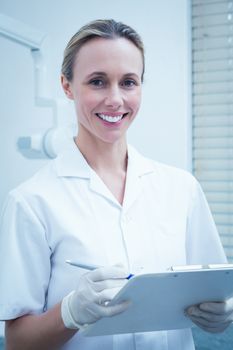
[104,86,123,108]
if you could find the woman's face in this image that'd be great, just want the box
[62,37,143,144]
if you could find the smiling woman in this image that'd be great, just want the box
[61,37,143,147]
[0,19,231,350]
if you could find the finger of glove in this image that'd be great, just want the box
[199,299,233,315]
[76,278,126,308]
[92,300,130,318]
[90,277,128,293]
[187,306,232,323]
[88,266,130,282]
[191,319,227,333]
[189,315,231,333]
[94,285,126,304]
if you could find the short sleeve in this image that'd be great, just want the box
[186,179,227,265]
[0,190,51,320]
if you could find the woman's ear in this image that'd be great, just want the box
[61,75,74,100]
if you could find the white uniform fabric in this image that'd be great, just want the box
[0,142,227,350]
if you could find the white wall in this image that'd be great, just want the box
[0,0,191,335]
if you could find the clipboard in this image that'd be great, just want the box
[83,265,233,336]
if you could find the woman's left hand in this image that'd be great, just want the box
[186,297,233,333]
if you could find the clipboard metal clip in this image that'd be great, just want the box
[170,263,233,272]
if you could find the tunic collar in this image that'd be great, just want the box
[55,139,155,179]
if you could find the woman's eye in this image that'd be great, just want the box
[122,79,137,87]
[89,79,105,87]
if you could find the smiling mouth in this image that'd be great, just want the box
[96,113,128,123]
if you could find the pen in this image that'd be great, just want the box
[66,260,134,280]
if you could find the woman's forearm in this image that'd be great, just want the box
[5,302,77,350]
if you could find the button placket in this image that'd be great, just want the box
[120,210,134,271]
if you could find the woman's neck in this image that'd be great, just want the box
[74,133,128,174]
[74,129,128,205]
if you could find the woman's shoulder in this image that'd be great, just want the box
[129,144,197,186]
[9,159,58,202]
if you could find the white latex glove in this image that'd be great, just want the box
[186,297,233,333]
[61,265,130,329]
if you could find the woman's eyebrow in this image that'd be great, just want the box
[86,72,107,79]
[86,72,140,79]
[123,73,140,78]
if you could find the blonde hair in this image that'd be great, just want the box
[61,19,145,82]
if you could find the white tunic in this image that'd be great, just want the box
[0,142,227,350]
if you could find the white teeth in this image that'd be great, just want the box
[97,114,124,123]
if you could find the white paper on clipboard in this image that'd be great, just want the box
[83,266,233,337]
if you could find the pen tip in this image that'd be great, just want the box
[66,260,71,264]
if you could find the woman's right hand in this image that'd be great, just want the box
[61,265,130,330]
